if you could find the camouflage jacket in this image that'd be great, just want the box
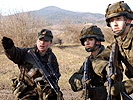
[115,24,133,78]
[5,45,61,86]
[69,45,105,92]
[92,24,133,81]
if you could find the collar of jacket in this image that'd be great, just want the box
[32,46,52,63]
[115,24,133,49]
[89,45,105,61]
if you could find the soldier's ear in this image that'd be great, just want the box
[50,40,53,45]
[96,41,101,44]
[126,18,132,23]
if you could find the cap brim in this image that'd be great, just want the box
[38,35,53,41]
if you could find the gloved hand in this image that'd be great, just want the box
[105,81,124,96]
[111,82,124,96]
[123,79,133,94]
[69,74,83,92]
[2,36,14,50]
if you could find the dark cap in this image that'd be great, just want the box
[37,29,53,41]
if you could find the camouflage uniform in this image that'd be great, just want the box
[69,45,105,90]
[105,0,133,96]
[69,25,106,100]
[114,25,133,78]
[91,1,133,100]
[2,29,62,100]
[91,24,133,100]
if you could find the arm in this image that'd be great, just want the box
[2,37,28,64]
[69,63,84,92]
[5,46,28,64]
[48,52,61,79]
[92,46,111,76]
[121,55,133,78]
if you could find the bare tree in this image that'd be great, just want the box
[63,24,83,44]
[0,10,50,48]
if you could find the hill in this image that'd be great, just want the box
[30,6,105,25]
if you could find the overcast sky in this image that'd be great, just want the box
[0,0,132,15]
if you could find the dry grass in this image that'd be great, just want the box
[52,44,88,85]
[0,43,89,100]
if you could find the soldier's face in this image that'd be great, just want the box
[84,38,95,49]
[110,15,125,33]
[37,38,52,53]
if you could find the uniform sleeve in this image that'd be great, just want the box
[4,46,28,64]
[50,52,61,79]
[69,64,84,92]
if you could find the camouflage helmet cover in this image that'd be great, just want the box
[80,25,105,46]
[105,1,133,27]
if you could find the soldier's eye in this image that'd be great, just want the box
[84,39,87,42]
[110,19,114,22]
[117,17,121,20]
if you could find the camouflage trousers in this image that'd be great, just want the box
[18,93,57,100]
[17,86,58,100]
[11,79,58,100]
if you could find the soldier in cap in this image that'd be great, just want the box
[89,1,133,100]
[69,25,106,100]
[1,29,63,100]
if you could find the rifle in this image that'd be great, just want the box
[24,49,63,100]
[107,43,116,100]
[83,57,90,100]
[107,43,132,100]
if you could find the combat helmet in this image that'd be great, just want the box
[105,1,133,27]
[80,25,105,46]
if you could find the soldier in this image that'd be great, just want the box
[1,29,63,100]
[89,1,133,100]
[69,25,106,99]
[105,1,133,79]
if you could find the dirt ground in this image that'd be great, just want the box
[0,43,132,100]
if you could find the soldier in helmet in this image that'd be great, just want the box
[1,29,63,100]
[69,25,106,100]
[105,1,133,79]
[89,1,133,100]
